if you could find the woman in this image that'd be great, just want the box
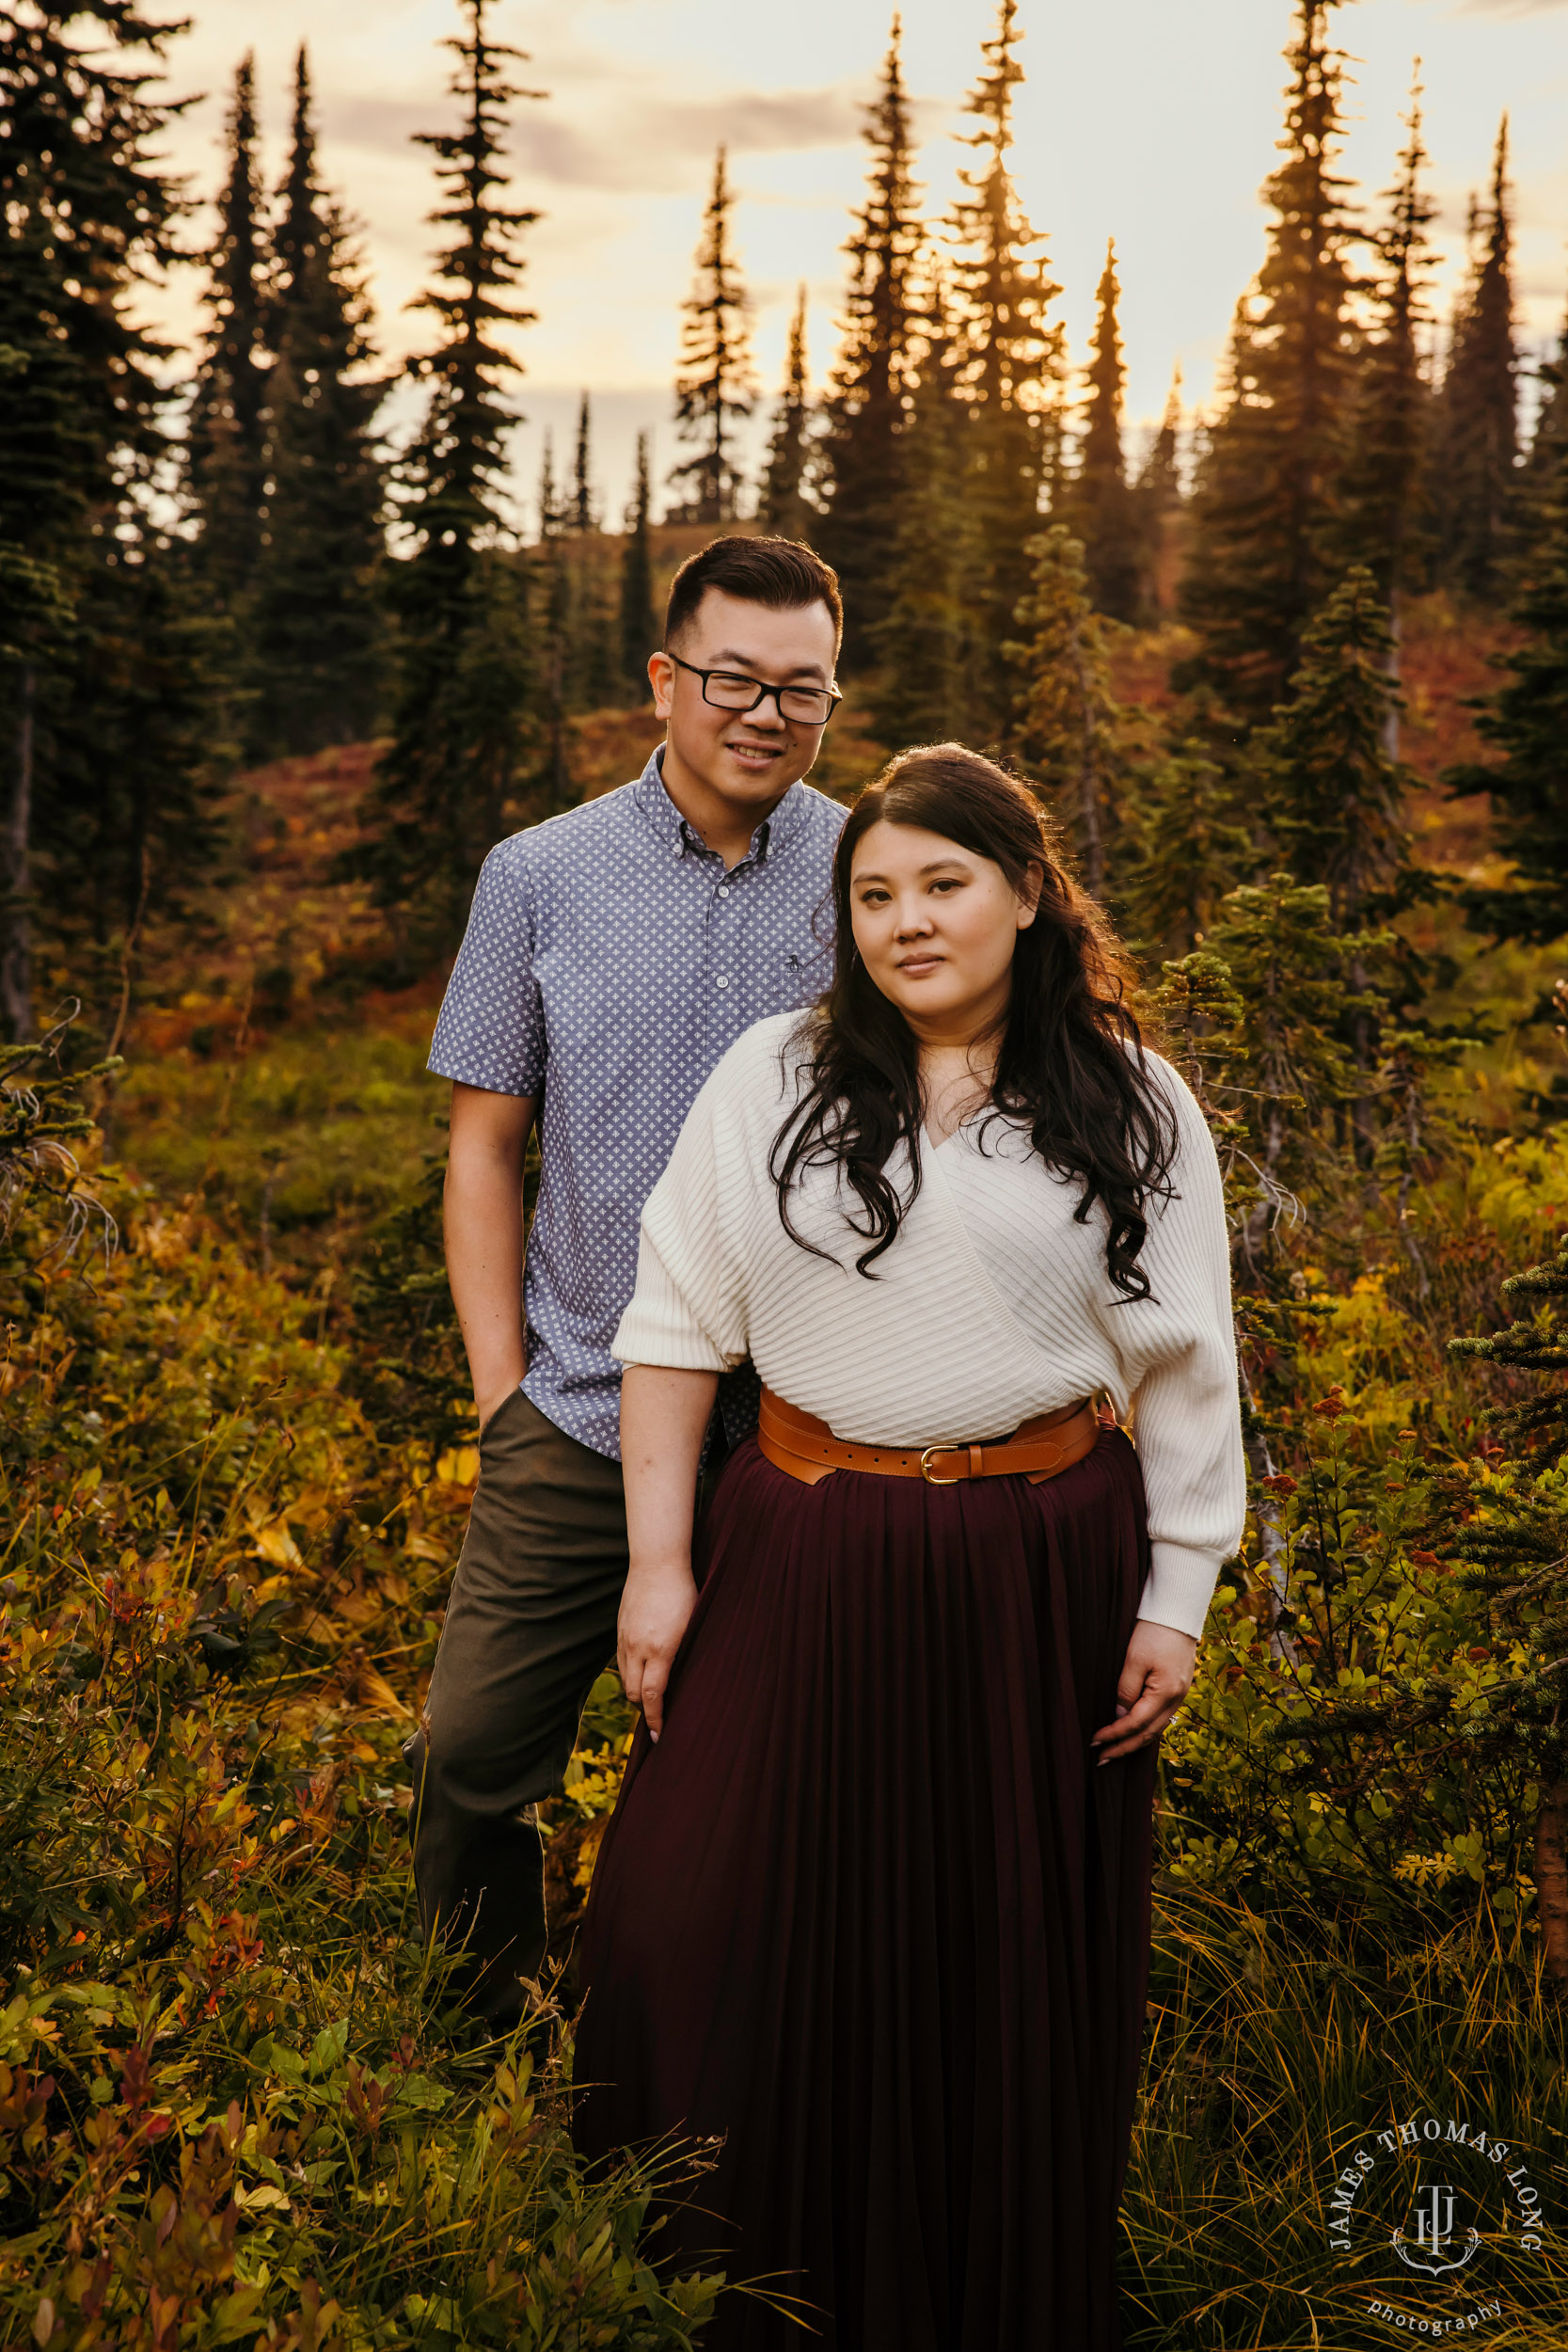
[570,746,1246,2349]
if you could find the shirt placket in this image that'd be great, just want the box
[695,837,762,1043]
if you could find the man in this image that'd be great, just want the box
[407,534,848,2030]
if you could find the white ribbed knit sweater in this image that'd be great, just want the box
[611,1012,1247,1642]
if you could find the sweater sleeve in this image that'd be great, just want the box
[1120,1060,1247,1643]
[610,1041,754,1374]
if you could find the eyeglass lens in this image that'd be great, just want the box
[705,671,834,723]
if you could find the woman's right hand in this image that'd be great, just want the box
[618,1560,699,1742]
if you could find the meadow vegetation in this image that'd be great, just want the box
[10,0,1568,2338]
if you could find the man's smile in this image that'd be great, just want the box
[725,738,784,770]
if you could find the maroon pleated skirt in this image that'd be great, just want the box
[569,1424,1158,2352]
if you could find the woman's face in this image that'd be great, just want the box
[847,819,1038,1036]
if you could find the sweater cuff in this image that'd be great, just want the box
[1135,1541,1227,1644]
[610,1245,735,1373]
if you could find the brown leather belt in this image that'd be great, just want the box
[757,1386,1112,1488]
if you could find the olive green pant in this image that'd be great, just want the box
[403,1387,628,2030]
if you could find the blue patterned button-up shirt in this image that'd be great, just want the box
[427,747,847,1458]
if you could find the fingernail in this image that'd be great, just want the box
[650,1729,659,1743]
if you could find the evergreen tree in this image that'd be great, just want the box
[1196,874,1386,1279]
[1516,294,1568,567]
[759,286,815,542]
[1447,1236,1568,1982]
[867,266,984,747]
[185,53,270,612]
[668,146,755,524]
[0,1,207,1041]
[1252,566,1425,1158]
[1179,1,1361,724]
[562,393,617,712]
[1338,78,1439,755]
[1256,566,1415,930]
[245,45,387,760]
[1448,433,1568,946]
[1433,119,1518,604]
[1005,524,1136,898]
[618,431,656,700]
[42,525,218,993]
[945,0,1064,732]
[1117,743,1252,960]
[818,14,923,655]
[571,389,597,533]
[1132,368,1183,620]
[535,434,570,800]
[1069,240,1143,624]
[356,0,542,930]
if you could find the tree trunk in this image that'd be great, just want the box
[1,660,36,1042]
[1536,1782,1568,1988]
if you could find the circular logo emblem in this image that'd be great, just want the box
[1322,2110,1548,2336]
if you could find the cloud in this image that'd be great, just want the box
[323,85,863,197]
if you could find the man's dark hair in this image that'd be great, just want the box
[663,535,843,656]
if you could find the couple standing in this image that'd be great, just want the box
[410,534,1246,2349]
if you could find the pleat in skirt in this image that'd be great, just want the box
[569,1423,1158,2352]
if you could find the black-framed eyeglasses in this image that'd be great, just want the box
[668,651,842,727]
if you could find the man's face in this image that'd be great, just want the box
[650,588,840,817]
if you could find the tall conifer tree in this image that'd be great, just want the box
[1070,240,1143,624]
[818,15,923,655]
[1134,369,1183,619]
[760,287,815,542]
[1338,77,1439,752]
[1514,294,1568,585]
[1449,430,1568,946]
[1006,524,1135,898]
[571,390,597,533]
[1435,118,1519,601]
[186,53,270,612]
[668,147,754,523]
[535,435,570,800]
[1179,1,1361,724]
[245,46,387,759]
[356,0,542,927]
[0,2,209,1040]
[868,264,983,746]
[945,0,1064,733]
[619,431,656,700]
[1257,567,1414,930]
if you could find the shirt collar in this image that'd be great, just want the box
[633,744,809,867]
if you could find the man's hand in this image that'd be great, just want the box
[445,1082,535,1426]
[1090,1620,1198,1763]
[618,1560,700,1742]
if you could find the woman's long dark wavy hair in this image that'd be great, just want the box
[769,743,1178,1299]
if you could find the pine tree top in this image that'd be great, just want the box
[1079,241,1127,496]
[945,0,1061,420]
[410,0,542,389]
[832,13,923,417]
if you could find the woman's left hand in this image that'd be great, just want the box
[1090,1621,1198,1764]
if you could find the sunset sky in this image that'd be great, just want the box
[146,0,1568,525]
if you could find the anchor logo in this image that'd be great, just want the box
[1391,2183,1481,2276]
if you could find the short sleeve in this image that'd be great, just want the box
[427,838,546,1096]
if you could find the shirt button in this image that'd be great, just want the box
[716,976,729,990]
[718,884,730,898]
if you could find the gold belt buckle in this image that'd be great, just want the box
[919,1445,965,1485]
